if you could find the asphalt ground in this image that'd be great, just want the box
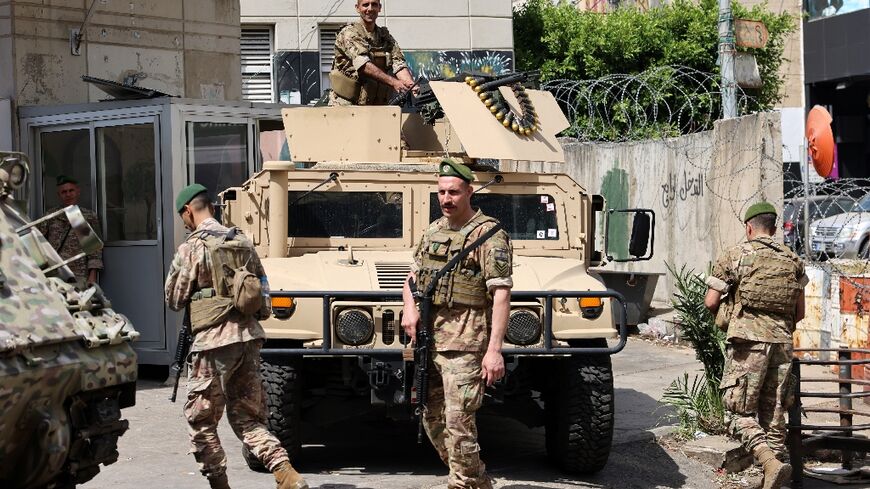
[82,338,848,489]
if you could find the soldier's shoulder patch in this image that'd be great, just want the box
[493,248,510,275]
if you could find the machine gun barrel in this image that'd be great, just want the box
[476,70,540,92]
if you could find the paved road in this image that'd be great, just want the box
[81,338,836,488]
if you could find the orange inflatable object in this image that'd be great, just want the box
[806,105,835,178]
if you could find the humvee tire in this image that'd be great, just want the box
[545,339,614,474]
[243,357,302,472]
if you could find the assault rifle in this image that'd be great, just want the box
[407,222,504,442]
[168,307,192,402]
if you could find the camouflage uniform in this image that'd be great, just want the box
[412,210,513,489]
[37,206,102,288]
[328,21,408,106]
[707,235,808,455]
[164,217,288,478]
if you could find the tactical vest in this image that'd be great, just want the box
[416,214,497,308]
[737,239,802,316]
[329,25,393,105]
[188,228,260,333]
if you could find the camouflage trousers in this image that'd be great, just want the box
[423,351,492,489]
[184,340,288,478]
[328,91,354,106]
[720,341,795,455]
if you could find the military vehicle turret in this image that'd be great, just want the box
[221,75,654,474]
[0,152,139,489]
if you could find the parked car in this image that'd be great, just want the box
[783,195,854,254]
[809,193,870,259]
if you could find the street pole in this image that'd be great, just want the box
[718,0,737,119]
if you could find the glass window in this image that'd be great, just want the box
[288,191,403,238]
[429,193,560,240]
[187,122,249,197]
[97,124,157,241]
[40,129,92,211]
[806,0,868,21]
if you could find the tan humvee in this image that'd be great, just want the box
[222,79,653,474]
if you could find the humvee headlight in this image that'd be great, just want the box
[506,309,541,346]
[271,296,295,319]
[579,297,604,319]
[336,308,374,346]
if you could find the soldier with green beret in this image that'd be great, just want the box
[401,157,512,489]
[704,201,807,489]
[165,184,309,489]
[37,174,103,289]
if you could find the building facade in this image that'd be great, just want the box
[804,5,870,179]
[239,0,514,104]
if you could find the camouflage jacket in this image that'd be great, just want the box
[707,235,808,344]
[412,210,513,352]
[37,206,103,281]
[164,217,266,352]
[333,21,407,79]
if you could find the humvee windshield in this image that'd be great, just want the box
[428,193,560,240]
[288,191,403,238]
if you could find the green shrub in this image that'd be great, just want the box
[660,264,728,437]
[513,0,797,139]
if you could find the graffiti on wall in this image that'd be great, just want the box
[275,51,321,105]
[274,50,515,105]
[660,169,705,209]
[405,50,514,80]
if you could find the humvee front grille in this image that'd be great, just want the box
[375,262,411,289]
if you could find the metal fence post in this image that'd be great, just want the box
[788,356,803,488]
[839,348,854,470]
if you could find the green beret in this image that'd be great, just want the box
[175,183,208,214]
[438,158,474,183]
[744,201,777,222]
[56,174,78,186]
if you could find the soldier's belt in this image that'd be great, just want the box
[191,288,217,301]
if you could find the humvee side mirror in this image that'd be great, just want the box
[604,208,655,262]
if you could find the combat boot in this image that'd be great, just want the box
[206,473,231,489]
[753,445,792,489]
[273,460,309,489]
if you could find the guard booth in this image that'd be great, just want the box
[18,98,286,365]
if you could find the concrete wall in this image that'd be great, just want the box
[241,0,514,103]
[2,0,241,109]
[507,111,784,303]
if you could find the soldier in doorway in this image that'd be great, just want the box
[401,159,513,489]
[164,183,308,489]
[704,202,808,489]
[37,175,103,289]
[328,0,415,106]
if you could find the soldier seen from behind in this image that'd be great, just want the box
[37,175,103,289]
[164,184,309,489]
[704,202,808,489]
[401,159,513,489]
[328,0,415,106]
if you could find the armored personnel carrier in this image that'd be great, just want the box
[0,152,139,489]
[221,76,653,474]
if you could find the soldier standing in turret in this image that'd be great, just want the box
[401,159,513,489]
[704,202,808,489]
[328,0,415,106]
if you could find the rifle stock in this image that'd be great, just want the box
[168,307,192,403]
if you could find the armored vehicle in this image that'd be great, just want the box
[0,152,139,489]
[221,77,653,474]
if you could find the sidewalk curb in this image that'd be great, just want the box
[614,425,678,446]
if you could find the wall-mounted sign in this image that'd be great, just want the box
[735,53,762,89]
[735,19,769,49]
